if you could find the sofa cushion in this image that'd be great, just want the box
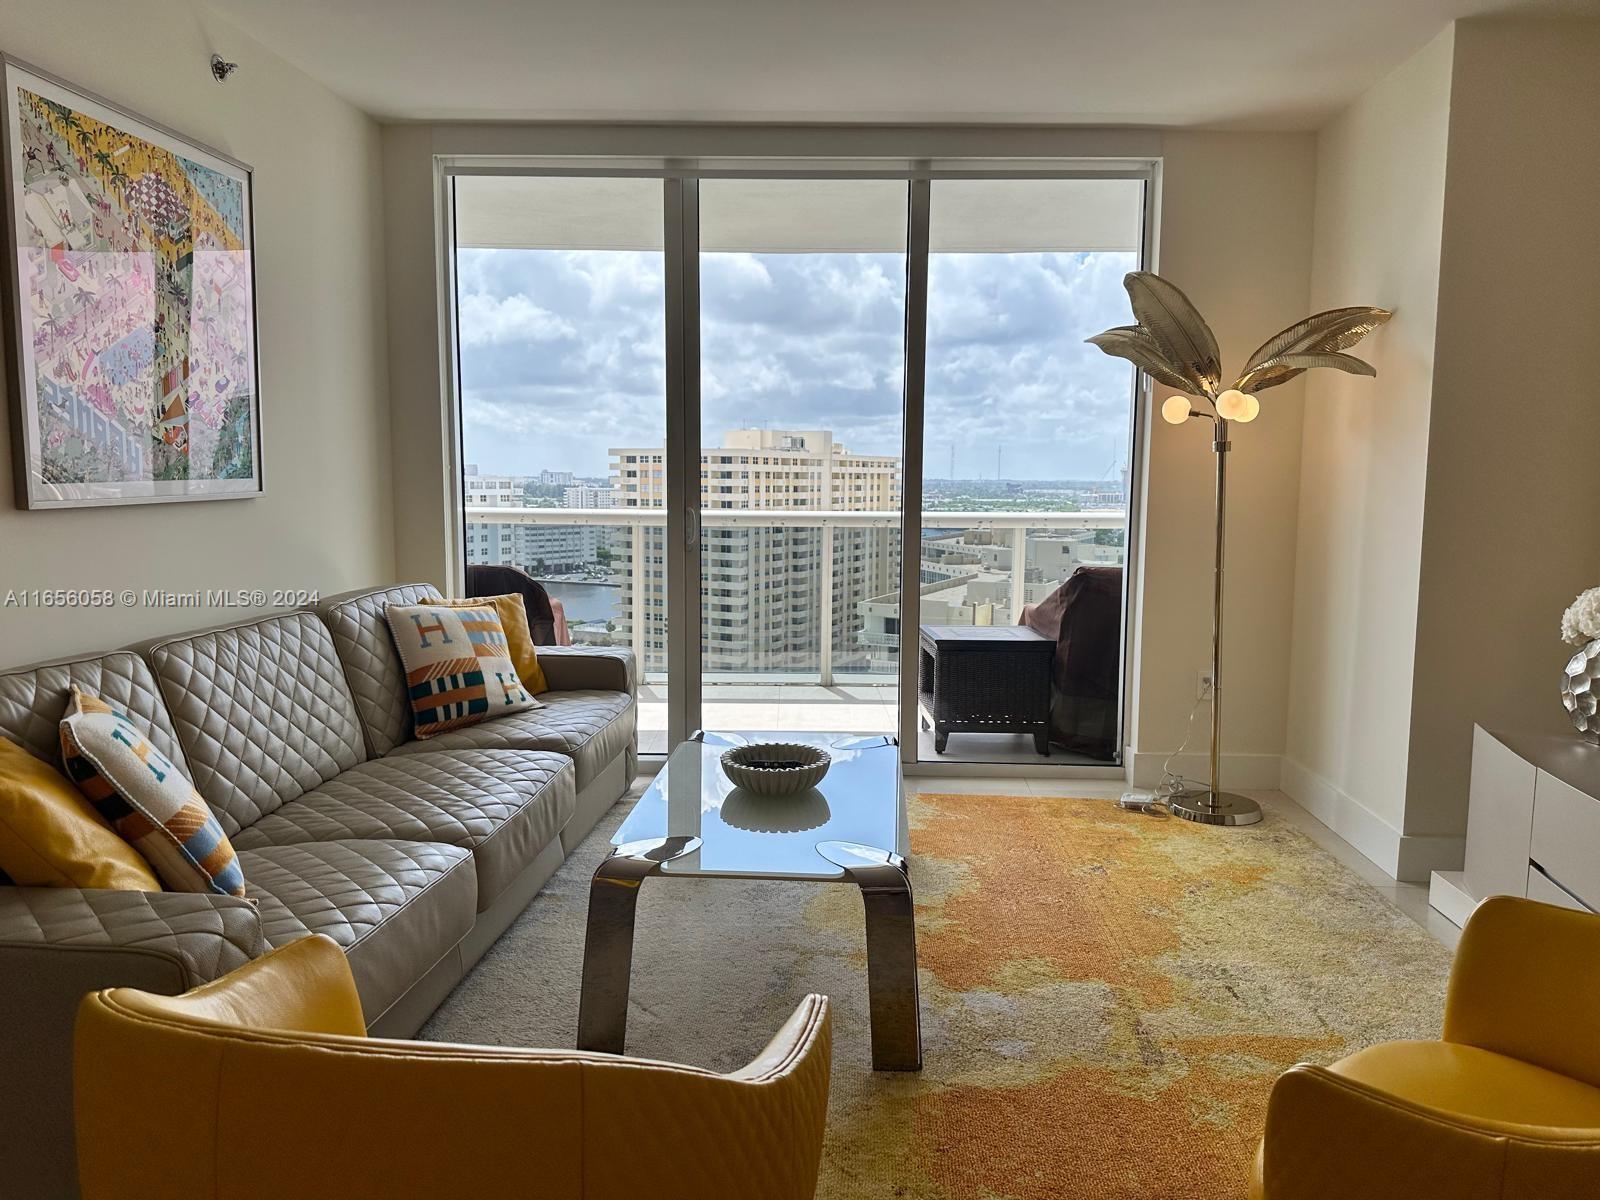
[60,688,247,898]
[436,594,548,695]
[139,612,369,837]
[0,736,161,891]
[238,839,476,1025]
[316,584,444,758]
[231,749,574,910]
[384,601,541,738]
[387,691,635,791]
[0,650,189,776]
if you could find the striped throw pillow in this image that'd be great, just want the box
[385,602,541,739]
[59,688,246,897]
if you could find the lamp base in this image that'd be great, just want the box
[1167,789,1263,827]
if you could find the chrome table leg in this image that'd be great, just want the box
[817,840,923,1071]
[576,836,700,1055]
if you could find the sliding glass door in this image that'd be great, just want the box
[697,180,907,737]
[452,176,669,746]
[918,179,1143,763]
[449,166,1145,764]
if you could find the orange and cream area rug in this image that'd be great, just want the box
[423,791,1453,1199]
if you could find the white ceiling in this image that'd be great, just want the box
[208,0,1568,130]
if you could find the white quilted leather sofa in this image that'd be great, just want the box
[0,583,636,1199]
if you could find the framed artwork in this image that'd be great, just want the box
[1,56,261,509]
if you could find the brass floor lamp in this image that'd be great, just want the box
[1090,273,1390,827]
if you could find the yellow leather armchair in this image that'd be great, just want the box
[1252,895,1600,1199]
[75,935,832,1200]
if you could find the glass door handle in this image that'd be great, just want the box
[685,506,700,548]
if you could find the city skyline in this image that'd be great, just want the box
[462,428,1127,683]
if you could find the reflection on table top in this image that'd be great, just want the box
[613,731,906,881]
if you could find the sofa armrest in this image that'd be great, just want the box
[537,645,636,698]
[0,885,265,981]
[0,887,265,1200]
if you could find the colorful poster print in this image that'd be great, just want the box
[2,59,260,508]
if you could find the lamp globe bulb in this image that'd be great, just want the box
[1161,395,1192,424]
[1238,393,1261,423]
[1216,389,1252,421]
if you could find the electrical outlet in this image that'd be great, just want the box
[1196,670,1214,700]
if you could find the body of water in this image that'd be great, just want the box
[538,579,622,626]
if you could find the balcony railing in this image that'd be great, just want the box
[465,505,1125,685]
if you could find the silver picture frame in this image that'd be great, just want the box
[0,54,263,509]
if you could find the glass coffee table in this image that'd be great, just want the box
[576,730,921,1071]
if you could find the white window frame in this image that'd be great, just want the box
[439,155,1155,773]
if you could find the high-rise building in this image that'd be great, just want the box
[562,484,619,509]
[610,430,900,674]
[463,466,598,573]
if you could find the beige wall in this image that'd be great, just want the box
[1283,16,1600,881]
[1406,17,1600,836]
[1130,131,1315,788]
[1282,29,1454,875]
[382,124,452,587]
[0,0,392,663]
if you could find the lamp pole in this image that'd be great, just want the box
[1168,413,1263,826]
[1089,274,1390,829]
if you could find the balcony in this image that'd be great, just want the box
[636,681,898,755]
[466,504,1126,760]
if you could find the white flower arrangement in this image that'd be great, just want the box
[1562,587,1600,647]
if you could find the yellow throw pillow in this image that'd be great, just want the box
[0,736,160,890]
[438,594,549,696]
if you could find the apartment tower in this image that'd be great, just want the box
[611,429,900,676]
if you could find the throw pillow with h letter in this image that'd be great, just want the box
[385,601,541,738]
[58,687,246,897]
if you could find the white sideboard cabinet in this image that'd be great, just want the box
[1429,726,1600,925]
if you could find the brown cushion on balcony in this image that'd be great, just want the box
[1021,565,1122,760]
[465,564,558,647]
[385,691,634,791]
[231,749,573,910]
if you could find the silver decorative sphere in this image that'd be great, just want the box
[1561,639,1600,741]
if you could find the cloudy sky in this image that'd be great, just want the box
[458,246,1137,481]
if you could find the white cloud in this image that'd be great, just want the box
[457,244,1138,480]
[458,293,577,347]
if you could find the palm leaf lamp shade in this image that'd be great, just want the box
[1090,272,1391,826]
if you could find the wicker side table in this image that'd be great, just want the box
[917,625,1053,755]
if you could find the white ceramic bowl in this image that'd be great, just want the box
[720,743,832,796]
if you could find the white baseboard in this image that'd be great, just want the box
[1280,757,1465,884]
[1125,750,1282,791]
[1427,870,1475,928]
[1396,834,1467,884]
